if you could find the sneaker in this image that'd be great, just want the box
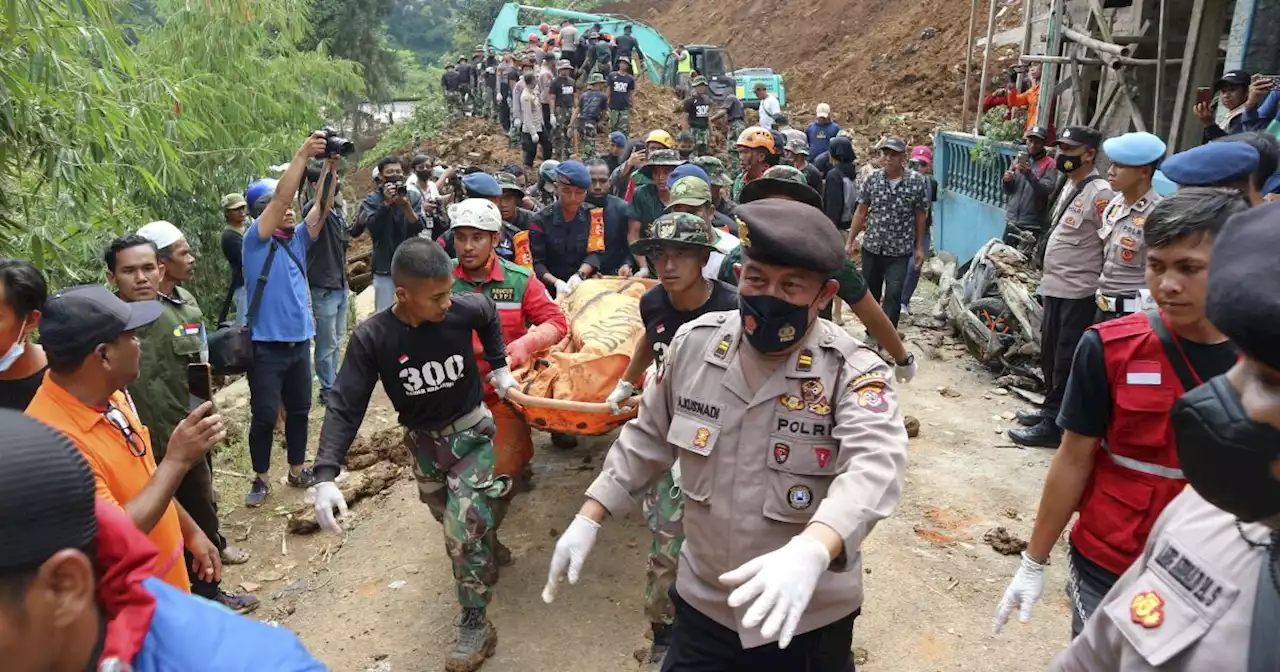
[446,608,498,672]
[287,466,316,488]
[1015,408,1046,426]
[1008,418,1063,448]
[245,477,269,507]
[220,546,250,565]
[215,589,260,615]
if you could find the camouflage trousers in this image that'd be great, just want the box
[726,120,746,173]
[691,126,710,157]
[642,470,684,625]
[445,91,462,120]
[485,85,498,122]
[578,119,600,160]
[405,414,511,609]
[508,118,521,147]
[553,105,574,161]
[457,86,474,116]
[609,108,630,138]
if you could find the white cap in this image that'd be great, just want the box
[816,103,831,119]
[136,220,185,249]
[448,198,503,232]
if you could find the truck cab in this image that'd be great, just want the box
[662,44,737,101]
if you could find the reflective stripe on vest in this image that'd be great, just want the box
[1105,444,1185,480]
[494,301,523,311]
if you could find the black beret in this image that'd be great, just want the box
[1206,202,1280,372]
[735,199,846,276]
[0,410,97,572]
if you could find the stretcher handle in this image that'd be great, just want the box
[506,388,639,413]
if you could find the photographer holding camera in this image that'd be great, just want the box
[355,156,427,312]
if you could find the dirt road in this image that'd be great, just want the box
[212,300,1074,671]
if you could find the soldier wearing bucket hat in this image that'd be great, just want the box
[679,76,713,156]
[631,149,688,260]
[665,175,742,280]
[549,199,908,672]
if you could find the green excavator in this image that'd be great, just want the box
[484,3,785,108]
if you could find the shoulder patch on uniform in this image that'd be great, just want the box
[848,372,888,393]
[1129,591,1165,628]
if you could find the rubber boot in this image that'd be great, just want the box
[446,608,498,672]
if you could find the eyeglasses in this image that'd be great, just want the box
[104,405,147,458]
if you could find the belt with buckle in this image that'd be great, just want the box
[1095,292,1141,315]
[422,405,491,439]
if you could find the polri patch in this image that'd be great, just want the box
[778,323,796,343]
[856,387,889,414]
[490,287,515,302]
[1129,591,1165,628]
[787,485,813,510]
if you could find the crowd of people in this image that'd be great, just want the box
[3,36,1280,672]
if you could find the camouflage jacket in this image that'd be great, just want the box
[130,286,205,461]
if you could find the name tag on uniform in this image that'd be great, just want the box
[490,287,515,302]
[1127,360,1162,386]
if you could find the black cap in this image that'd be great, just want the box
[1206,203,1280,372]
[1056,125,1103,149]
[0,409,97,572]
[736,200,846,276]
[1025,125,1049,141]
[876,136,908,153]
[41,285,162,362]
[1216,69,1252,90]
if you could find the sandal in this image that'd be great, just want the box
[220,546,250,565]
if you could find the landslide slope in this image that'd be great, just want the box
[598,0,983,147]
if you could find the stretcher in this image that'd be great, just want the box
[509,276,653,435]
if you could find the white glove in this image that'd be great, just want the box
[313,481,349,534]
[542,514,601,603]
[606,380,635,414]
[531,131,540,144]
[894,353,918,384]
[550,114,558,127]
[992,552,1047,634]
[487,366,519,400]
[554,279,572,297]
[567,273,585,291]
[720,535,831,648]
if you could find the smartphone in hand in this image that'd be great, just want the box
[1195,87,1213,106]
[187,363,213,411]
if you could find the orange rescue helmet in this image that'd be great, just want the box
[736,126,776,153]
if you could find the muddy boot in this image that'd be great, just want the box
[643,623,672,671]
[446,608,497,672]
[493,535,513,566]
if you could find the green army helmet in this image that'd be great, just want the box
[692,156,734,188]
[630,212,717,257]
[786,137,811,156]
[666,175,712,210]
[691,75,709,87]
[740,165,822,209]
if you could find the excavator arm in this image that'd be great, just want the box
[484,3,671,83]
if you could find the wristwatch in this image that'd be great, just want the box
[895,352,915,367]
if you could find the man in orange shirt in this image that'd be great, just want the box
[25,285,226,592]
[1006,66,1042,135]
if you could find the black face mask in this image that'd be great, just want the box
[1173,375,1280,522]
[585,192,609,207]
[1056,152,1084,173]
[679,149,694,159]
[415,170,431,182]
[739,293,813,354]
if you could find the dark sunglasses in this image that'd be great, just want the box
[104,405,147,458]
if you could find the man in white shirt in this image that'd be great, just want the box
[753,82,781,131]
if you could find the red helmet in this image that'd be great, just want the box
[528,33,541,43]
[539,23,550,33]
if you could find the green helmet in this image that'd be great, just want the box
[587,73,605,84]
[692,156,733,188]
[666,176,712,210]
[495,171,525,195]
[643,149,686,167]
[630,212,716,256]
[691,75,709,87]
[739,165,823,209]
[786,137,811,156]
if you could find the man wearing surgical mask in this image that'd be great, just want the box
[544,199,908,671]
[994,188,1245,640]
[0,259,47,410]
[1052,198,1280,671]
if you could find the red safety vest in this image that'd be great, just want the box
[1070,312,1189,577]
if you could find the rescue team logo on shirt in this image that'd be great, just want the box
[773,442,790,464]
[815,447,832,468]
[677,396,721,421]
[398,354,466,396]
[490,287,515,302]
[787,485,813,510]
[1129,591,1165,628]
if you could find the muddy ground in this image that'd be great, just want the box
[210,281,1074,672]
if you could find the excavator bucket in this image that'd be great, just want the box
[511,277,657,435]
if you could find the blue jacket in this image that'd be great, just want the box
[805,121,840,159]
[131,578,323,671]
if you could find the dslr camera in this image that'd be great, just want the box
[317,127,355,158]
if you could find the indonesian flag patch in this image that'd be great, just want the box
[1126,360,1162,386]
[172,323,201,337]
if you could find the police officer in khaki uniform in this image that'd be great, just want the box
[1012,126,1117,448]
[542,199,909,671]
[1095,132,1166,321]
[1050,201,1280,671]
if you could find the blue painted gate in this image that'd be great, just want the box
[933,132,1018,263]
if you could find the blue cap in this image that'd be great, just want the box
[1161,142,1260,187]
[1263,173,1280,196]
[666,164,710,189]
[555,160,590,188]
[609,131,627,148]
[1152,170,1178,197]
[1102,132,1166,167]
[461,172,502,198]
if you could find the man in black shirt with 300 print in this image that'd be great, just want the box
[603,212,739,667]
[311,238,518,672]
